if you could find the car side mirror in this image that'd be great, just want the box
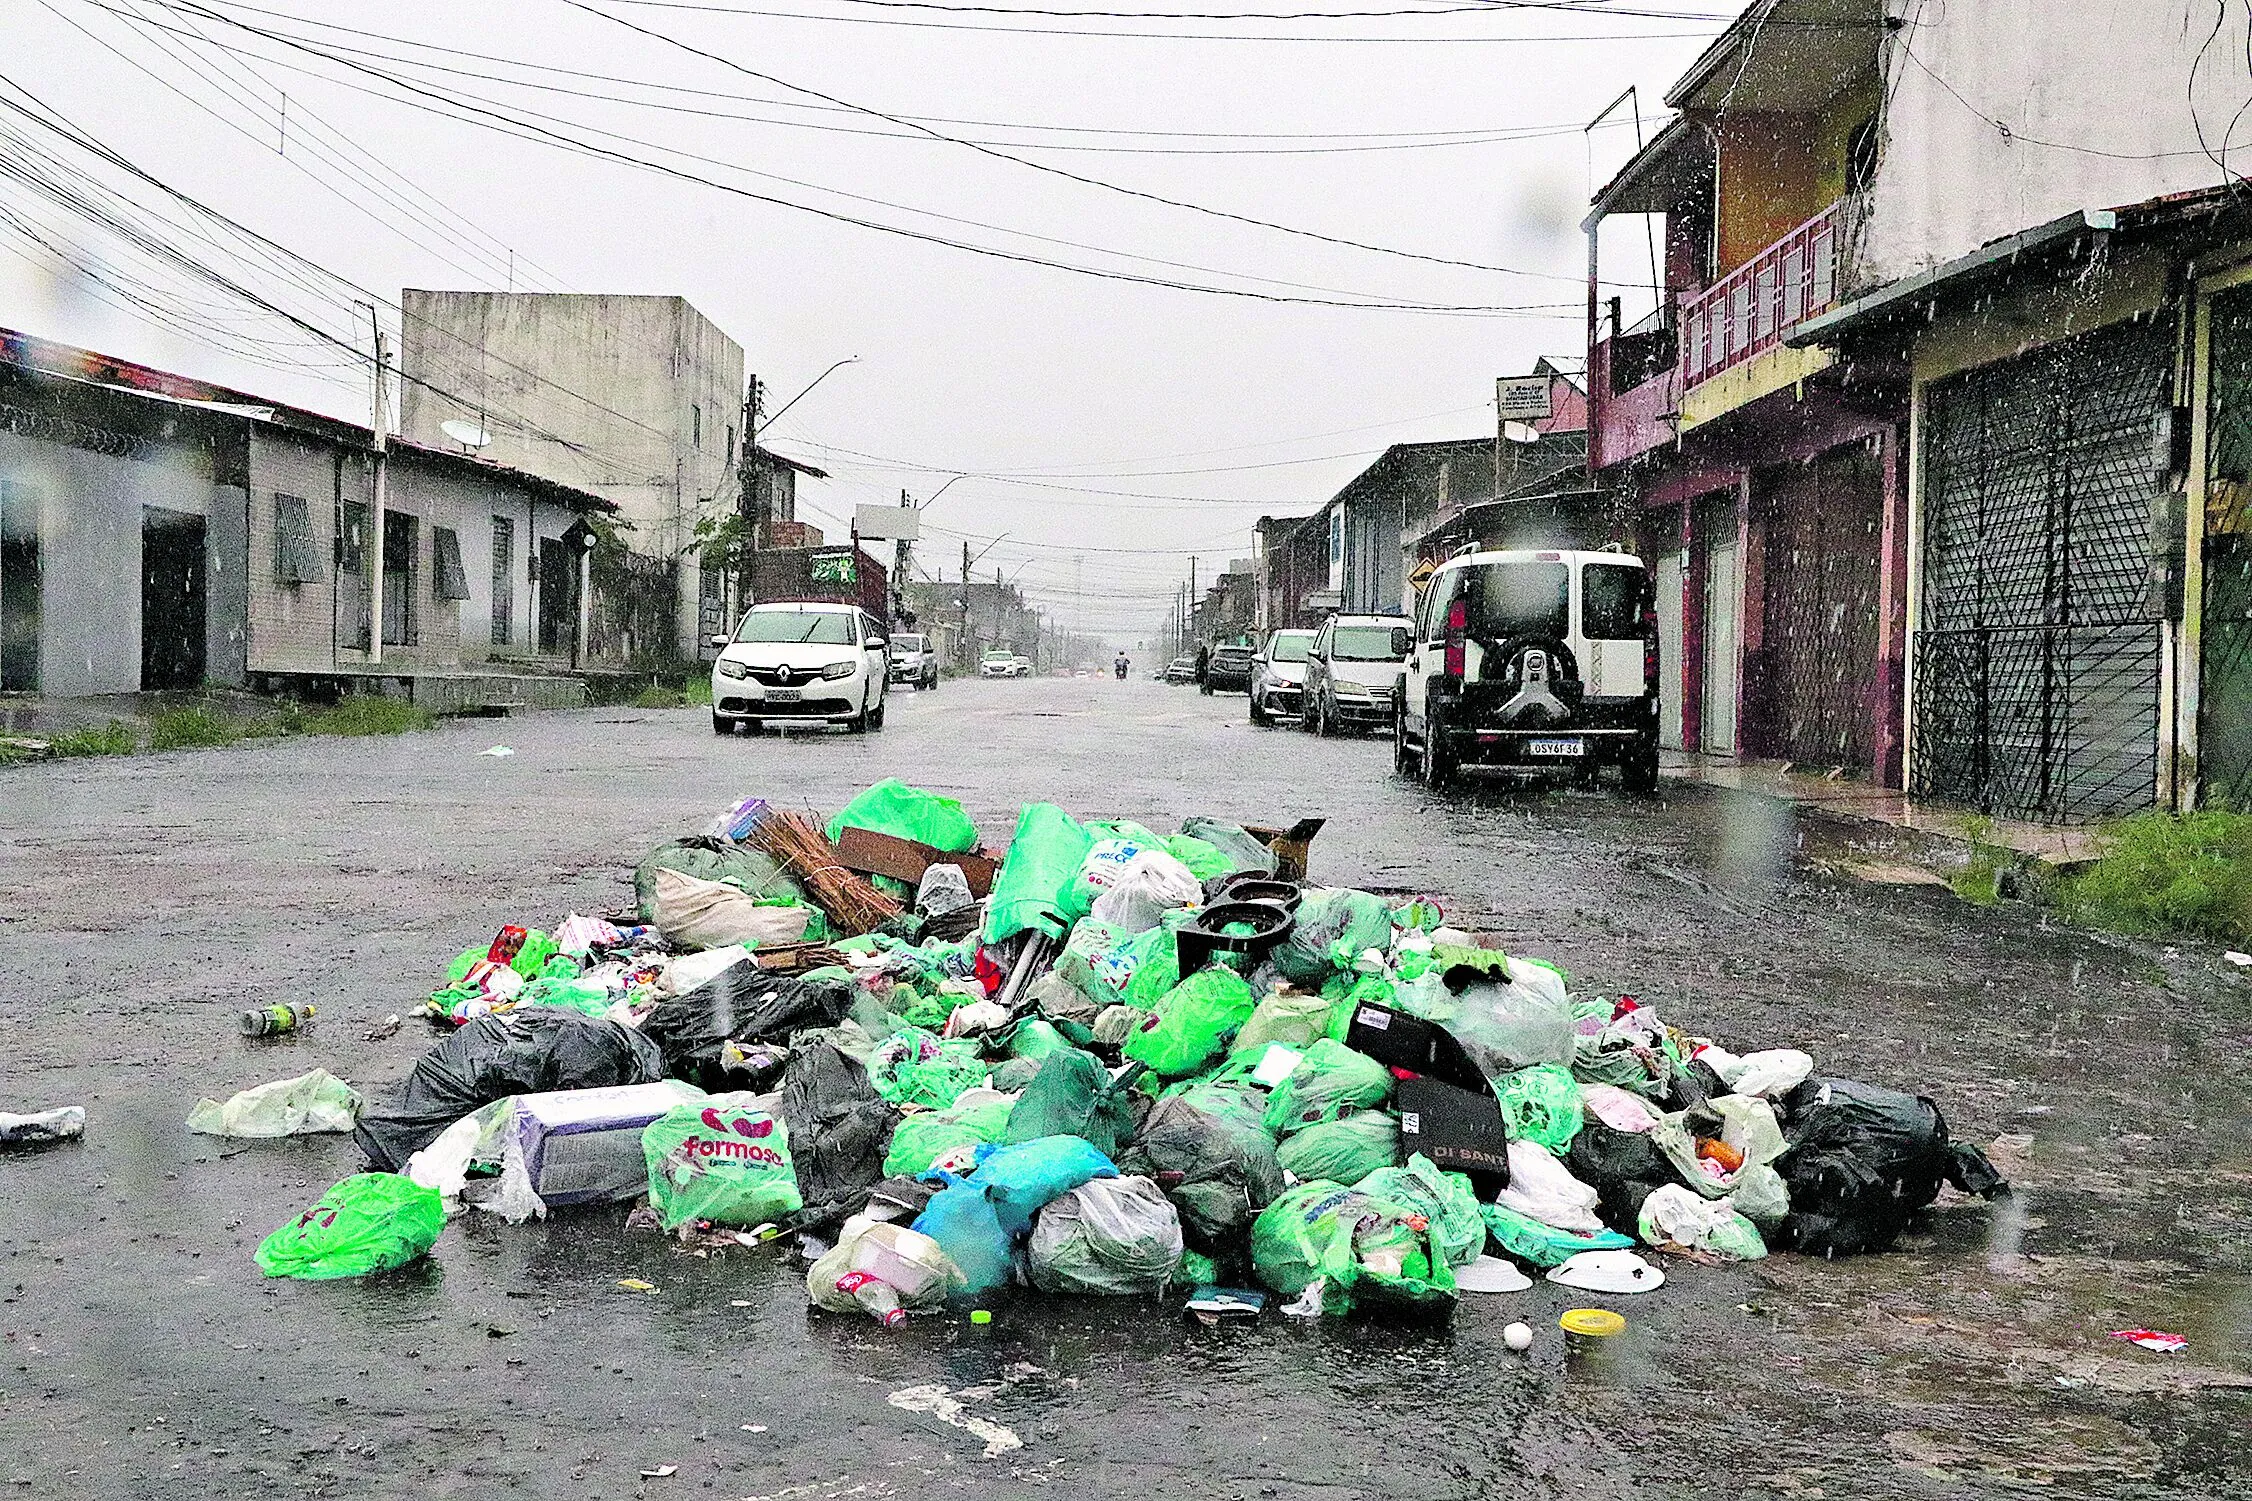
[867,636,887,650]
[707,634,730,649]
[1390,627,1412,656]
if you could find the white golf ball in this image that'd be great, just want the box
[1503,1321,1534,1352]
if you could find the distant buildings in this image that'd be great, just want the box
[0,326,613,705]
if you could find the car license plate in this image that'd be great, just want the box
[766,687,801,702]
[1527,737,1584,758]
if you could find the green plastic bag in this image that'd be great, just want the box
[868,1028,989,1110]
[255,1173,444,1281]
[1494,1064,1584,1153]
[1275,1109,1398,1184]
[1178,817,1279,877]
[1231,990,1336,1055]
[634,837,803,922]
[643,1096,802,1230]
[883,1094,1014,1177]
[985,804,1096,944]
[1356,1154,1487,1269]
[1249,1180,1456,1313]
[1262,1039,1393,1136]
[1479,1202,1633,1269]
[825,779,980,853]
[1123,965,1259,1078]
[1272,889,1395,984]
[1057,920,1181,1011]
[1007,1017,1069,1061]
[1003,1048,1140,1156]
[1160,834,1233,881]
[509,930,557,978]
[513,978,613,1018]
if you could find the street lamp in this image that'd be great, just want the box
[764,356,860,431]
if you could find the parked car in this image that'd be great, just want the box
[1200,643,1256,695]
[1302,614,1412,736]
[1393,548,1658,791]
[710,601,889,735]
[1163,655,1197,683]
[887,631,938,690]
[1248,628,1317,726]
[979,648,1029,679]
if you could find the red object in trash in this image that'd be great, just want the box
[2110,1329,2188,1354]
[488,925,528,965]
[970,945,1006,997]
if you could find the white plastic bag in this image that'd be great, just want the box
[1579,1083,1660,1133]
[1492,1140,1605,1234]
[651,867,811,951]
[185,1068,362,1137]
[1637,1183,1767,1260]
[1026,1175,1184,1295]
[1088,849,1202,934]
[1724,1049,1814,1099]
[915,863,976,918]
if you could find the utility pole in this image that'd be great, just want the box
[961,538,973,671]
[896,489,915,623]
[1187,555,1197,649]
[735,374,762,617]
[367,307,389,667]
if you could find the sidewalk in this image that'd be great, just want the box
[1659,750,2105,868]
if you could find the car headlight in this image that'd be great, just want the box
[716,659,751,679]
[821,660,857,680]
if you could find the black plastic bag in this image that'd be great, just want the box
[1117,1092,1284,1249]
[1567,1121,1677,1234]
[1773,1078,2008,1257]
[777,1040,899,1224]
[641,966,855,1088]
[355,1007,668,1171]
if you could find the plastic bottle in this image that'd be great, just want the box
[834,1271,906,1327]
[239,1003,316,1037]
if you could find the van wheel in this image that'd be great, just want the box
[1622,733,1660,794]
[1392,695,1420,777]
[1249,693,1269,727]
[1420,703,1455,790]
[869,696,887,731]
[1314,699,1333,738]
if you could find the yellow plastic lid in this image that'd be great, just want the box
[1559,1308,1627,1338]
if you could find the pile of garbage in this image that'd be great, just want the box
[234,777,2009,1323]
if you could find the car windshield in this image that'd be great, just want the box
[1470,559,1569,639]
[1333,625,1407,661]
[891,634,924,652]
[983,649,1011,660]
[1215,646,1252,662]
[1268,633,1314,663]
[736,610,853,645]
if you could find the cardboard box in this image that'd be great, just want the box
[1243,817,1324,883]
[1394,1075,1512,1197]
[1343,1002,1486,1092]
[511,1081,703,1206]
[834,826,999,898]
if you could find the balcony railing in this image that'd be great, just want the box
[1680,200,1842,387]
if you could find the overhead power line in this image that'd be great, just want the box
[122,0,1575,313]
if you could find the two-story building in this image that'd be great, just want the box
[1590,0,2252,822]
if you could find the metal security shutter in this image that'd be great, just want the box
[1756,444,1883,772]
[1914,314,2172,821]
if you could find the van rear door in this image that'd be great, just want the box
[1578,559,1649,699]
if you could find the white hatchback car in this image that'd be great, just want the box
[710,602,889,734]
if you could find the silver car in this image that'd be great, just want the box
[1301,614,1411,736]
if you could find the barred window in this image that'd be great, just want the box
[431,525,472,601]
[274,494,324,584]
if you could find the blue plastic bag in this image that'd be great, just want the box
[965,1135,1119,1237]
[910,1173,1014,1293]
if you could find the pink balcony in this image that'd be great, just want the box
[1680,201,1842,387]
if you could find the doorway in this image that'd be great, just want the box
[1703,539,1742,754]
[1654,550,1686,749]
[141,507,206,689]
[538,535,572,653]
[0,479,37,691]
[381,511,418,647]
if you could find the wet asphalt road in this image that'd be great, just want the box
[2,673,2249,1501]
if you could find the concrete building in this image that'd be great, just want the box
[0,327,614,706]
[1582,0,2252,818]
[396,291,744,660]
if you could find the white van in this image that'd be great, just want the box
[1393,547,1659,791]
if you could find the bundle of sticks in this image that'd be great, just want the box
[751,811,903,936]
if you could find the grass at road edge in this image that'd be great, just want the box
[2059,809,2252,947]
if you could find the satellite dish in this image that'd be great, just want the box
[441,419,491,449]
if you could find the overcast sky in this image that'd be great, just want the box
[2,0,1727,643]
